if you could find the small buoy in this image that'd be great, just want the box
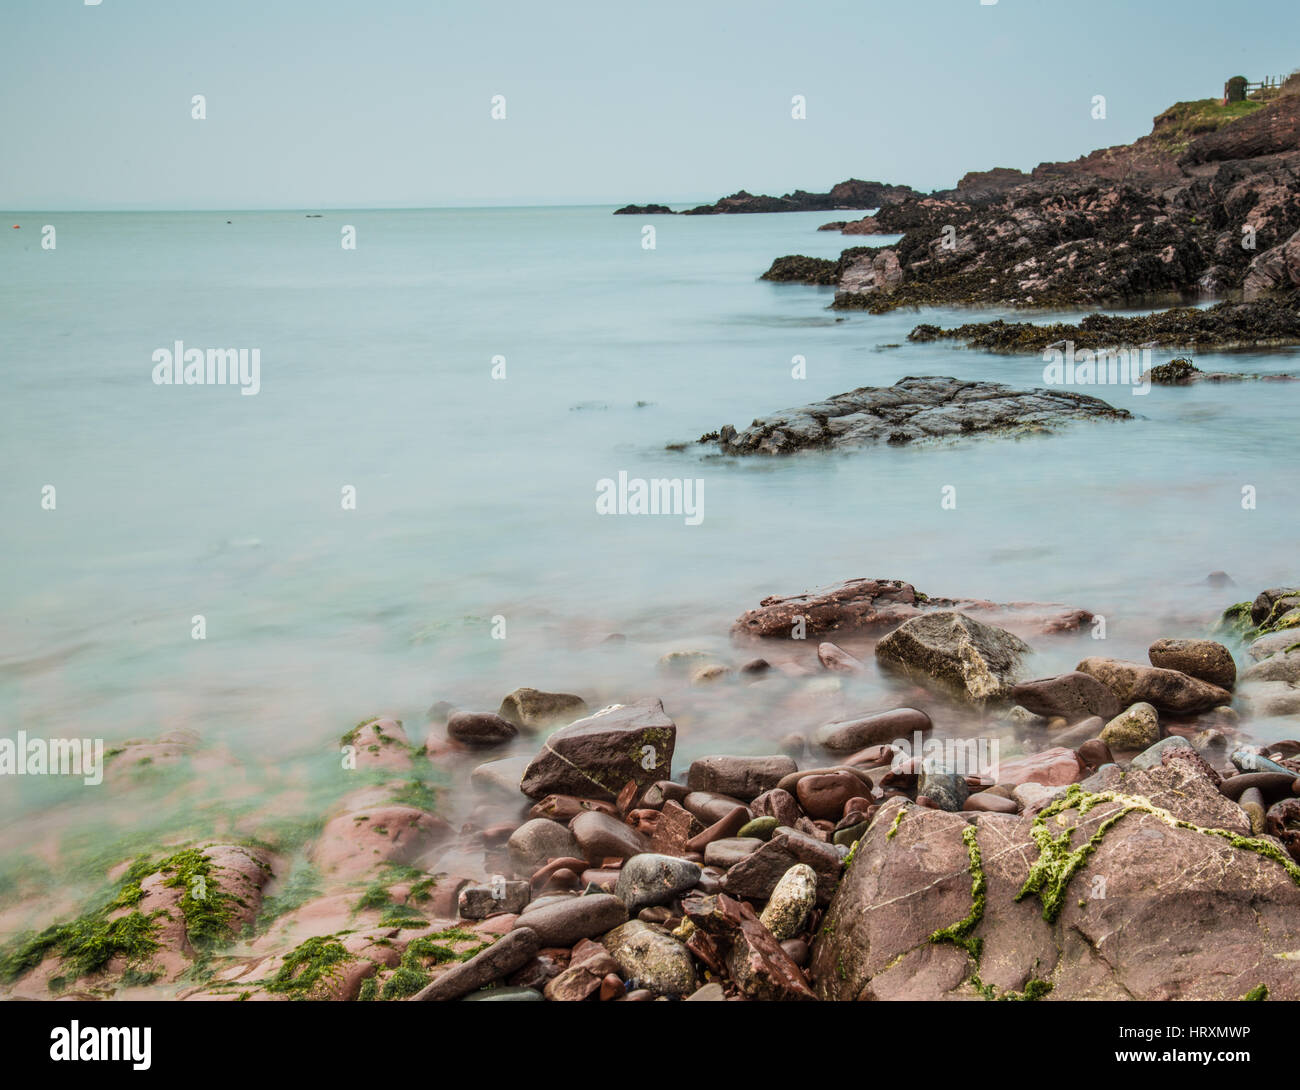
[10,225,18,229]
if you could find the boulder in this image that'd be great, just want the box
[498,688,589,732]
[1148,638,1236,691]
[876,612,1030,703]
[1076,657,1232,715]
[519,700,676,800]
[812,761,1296,1001]
[1010,672,1122,724]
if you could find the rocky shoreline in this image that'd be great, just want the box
[751,78,1300,336]
[5,578,1300,1002]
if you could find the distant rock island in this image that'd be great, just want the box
[613,179,917,216]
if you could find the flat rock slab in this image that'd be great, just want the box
[709,376,1130,456]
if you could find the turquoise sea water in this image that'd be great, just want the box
[2,207,1298,926]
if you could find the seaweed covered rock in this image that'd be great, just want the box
[810,761,1300,1001]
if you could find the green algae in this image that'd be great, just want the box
[263,935,353,998]
[1243,983,1268,1001]
[1016,784,1300,924]
[929,824,986,959]
[886,808,906,840]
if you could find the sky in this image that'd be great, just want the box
[2,0,1298,209]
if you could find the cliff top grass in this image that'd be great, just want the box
[1148,98,1264,155]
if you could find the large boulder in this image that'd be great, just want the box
[875,612,1030,704]
[520,700,676,800]
[810,761,1300,1001]
[1076,657,1232,715]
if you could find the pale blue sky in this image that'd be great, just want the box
[2,0,1296,209]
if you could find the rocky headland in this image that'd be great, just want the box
[756,76,1300,343]
[614,179,918,217]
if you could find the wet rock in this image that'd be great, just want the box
[459,880,530,918]
[996,746,1084,787]
[712,377,1131,456]
[411,928,541,1001]
[876,612,1030,704]
[963,791,1018,814]
[818,641,865,673]
[507,819,582,873]
[1240,650,1300,685]
[1148,638,1237,691]
[1076,657,1232,715]
[1129,735,1192,771]
[794,771,860,820]
[686,754,798,801]
[571,810,650,862]
[750,788,802,827]
[1099,702,1161,752]
[498,687,589,733]
[812,759,1288,1001]
[447,711,518,748]
[918,765,970,812]
[703,837,763,869]
[462,985,543,1002]
[470,755,531,798]
[614,854,702,913]
[510,894,628,947]
[603,921,696,996]
[813,708,932,753]
[1011,781,1066,813]
[1076,739,1113,771]
[759,863,818,940]
[312,805,452,880]
[721,830,842,904]
[683,791,750,825]
[685,981,726,1001]
[738,815,779,841]
[342,717,414,772]
[520,699,676,801]
[1010,672,1122,724]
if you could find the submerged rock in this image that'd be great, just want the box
[708,376,1130,456]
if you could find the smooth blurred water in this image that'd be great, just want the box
[2,207,1298,914]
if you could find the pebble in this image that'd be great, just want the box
[613,853,702,913]
[703,837,763,868]
[759,863,818,941]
